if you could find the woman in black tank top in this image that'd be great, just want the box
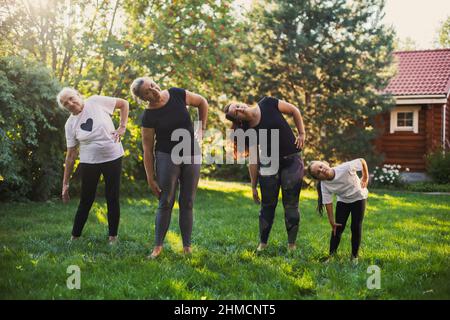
[131,77,209,259]
[224,97,306,252]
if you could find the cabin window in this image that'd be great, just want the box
[390,106,420,134]
[397,112,414,127]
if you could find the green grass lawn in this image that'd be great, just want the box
[1,179,449,299]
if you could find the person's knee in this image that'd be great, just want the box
[285,209,299,227]
[79,196,96,208]
[105,186,119,199]
[179,198,194,211]
[281,185,301,207]
[259,211,275,226]
[158,199,172,210]
[282,200,298,210]
[351,223,362,235]
[335,225,346,236]
[105,193,120,206]
[261,194,278,208]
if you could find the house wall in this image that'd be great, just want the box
[445,98,450,151]
[374,102,449,172]
[375,106,427,171]
[425,104,445,154]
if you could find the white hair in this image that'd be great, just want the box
[56,87,81,110]
[130,76,153,103]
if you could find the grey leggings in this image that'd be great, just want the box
[154,151,201,247]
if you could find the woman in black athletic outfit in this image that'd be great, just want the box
[224,97,306,252]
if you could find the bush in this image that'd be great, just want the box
[201,163,249,181]
[426,150,450,184]
[0,57,64,201]
[371,164,407,188]
[404,182,450,193]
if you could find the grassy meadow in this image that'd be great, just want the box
[1,180,449,299]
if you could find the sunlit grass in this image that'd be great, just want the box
[0,179,449,299]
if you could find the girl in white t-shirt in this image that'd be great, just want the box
[57,87,129,244]
[307,159,369,262]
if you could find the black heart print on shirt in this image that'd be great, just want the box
[80,118,93,132]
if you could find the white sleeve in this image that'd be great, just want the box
[348,159,363,172]
[93,95,117,115]
[321,183,333,204]
[65,120,78,148]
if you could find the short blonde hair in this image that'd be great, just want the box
[56,87,81,110]
[130,76,153,103]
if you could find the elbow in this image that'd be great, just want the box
[202,97,209,109]
[122,99,130,111]
[117,99,129,112]
[67,153,77,163]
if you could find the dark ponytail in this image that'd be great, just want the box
[316,181,324,216]
[307,162,324,216]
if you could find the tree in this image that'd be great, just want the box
[436,16,450,48]
[0,57,65,201]
[233,0,395,166]
[395,37,418,51]
[0,0,247,187]
[113,0,245,181]
[0,0,116,85]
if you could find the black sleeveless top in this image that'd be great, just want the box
[140,87,198,156]
[255,96,300,159]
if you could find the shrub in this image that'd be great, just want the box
[0,57,64,201]
[426,150,450,184]
[404,182,450,193]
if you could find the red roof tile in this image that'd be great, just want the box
[384,49,450,96]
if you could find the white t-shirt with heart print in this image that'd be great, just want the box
[321,159,369,204]
[64,95,124,164]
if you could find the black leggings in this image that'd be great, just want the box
[72,157,122,237]
[330,199,366,258]
[258,154,304,244]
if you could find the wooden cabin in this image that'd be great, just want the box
[374,49,450,174]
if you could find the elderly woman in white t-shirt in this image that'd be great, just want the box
[57,87,129,244]
[307,158,369,262]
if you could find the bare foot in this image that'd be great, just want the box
[147,246,163,259]
[183,246,192,255]
[288,243,297,251]
[256,243,267,252]
[320,255,333,264]
[70,236,79,241]
[108,236,118,245]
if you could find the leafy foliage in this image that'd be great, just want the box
[0,56,64,200]
[426,150,450,184]
[436,16,450,48]
[0,0,398,199]
[233,0,395,167]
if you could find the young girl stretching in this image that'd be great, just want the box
[307,159,369,262]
